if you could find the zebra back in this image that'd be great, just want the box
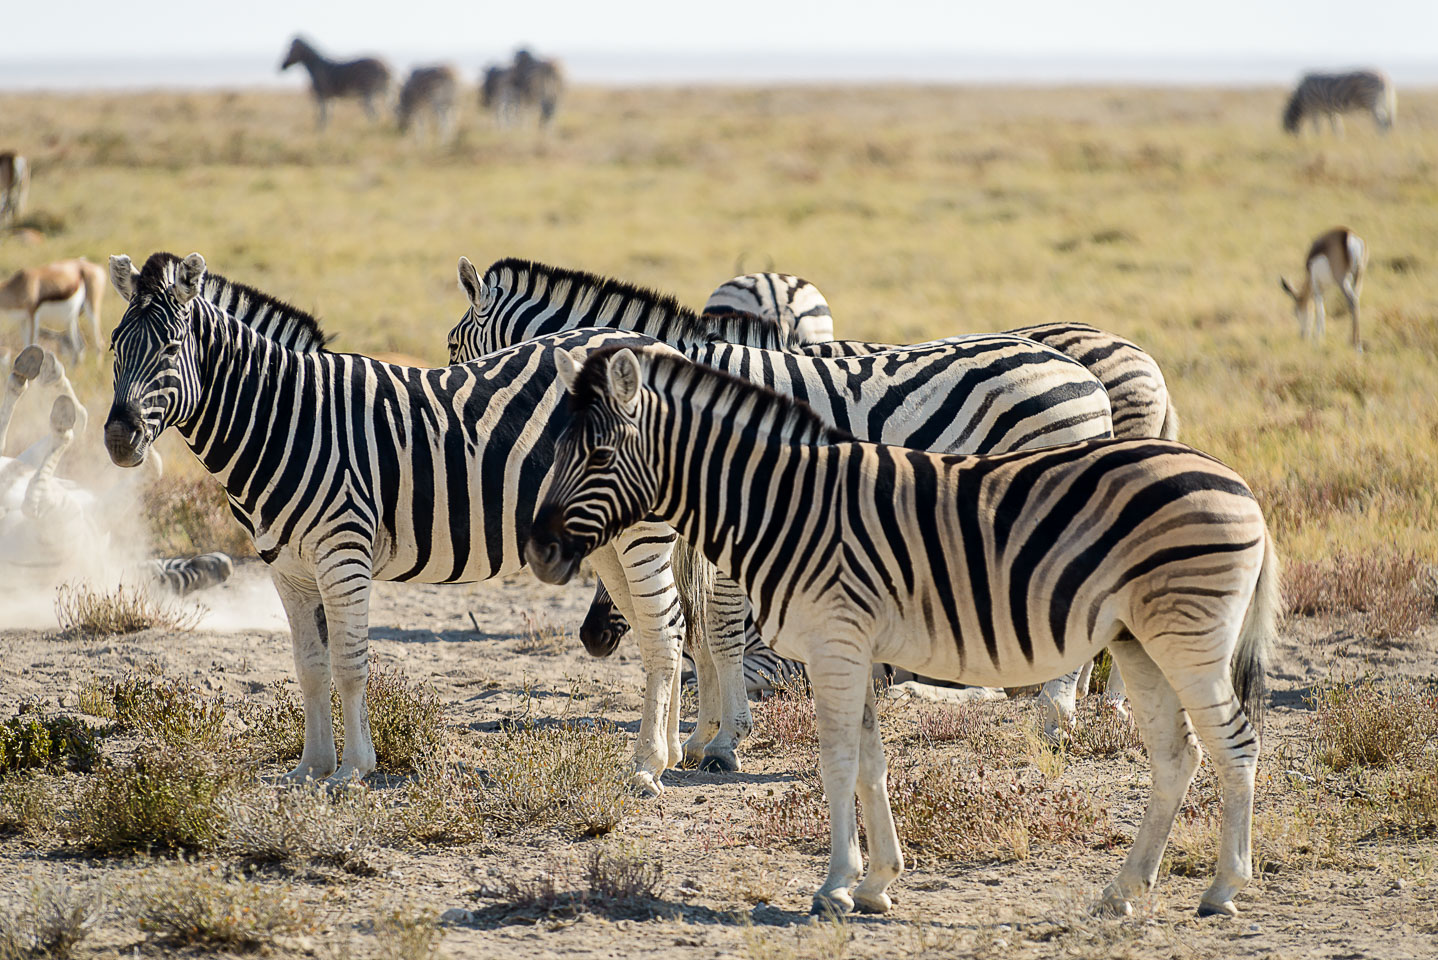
[1283,70,1392,133]
[703,273,835,347]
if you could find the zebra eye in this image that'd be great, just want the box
[161,341,181,357]
[587,446,616,469]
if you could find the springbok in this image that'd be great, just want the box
[0,153,29,228]
[1,259,106,360]
[1280,227,1367,350]
[397,65,460,140]
[280,36,392,130]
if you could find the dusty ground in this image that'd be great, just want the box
[2,563,1434,960]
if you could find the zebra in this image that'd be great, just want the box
[1280,227,1367,350]
[703,272,835,345]
[103,250,710,792]
[397,65,460,140]
[448,257,1116,765]
[147,553,235,597]
[1,152,29,228]
[480,50,562,127]
[1282,70,1395,135]
[529,344,1279,919]
[280,36,392,130]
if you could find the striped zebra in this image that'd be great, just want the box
[447,257,1116,764]
[280,36,392,130]
[397,65,460,139]
[148,553,234,597]
[703,272,835,345]
[103,250,711,792]
[480,49,562,128]
[1282,70,1395,135]
[529,345,1278,919]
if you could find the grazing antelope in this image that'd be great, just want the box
[397,65,460,140]
[1280,228,1367,350]
[280,36,392,130]
[0,153,29,228]
[1,258,106,359]
[1283,70,1395,135]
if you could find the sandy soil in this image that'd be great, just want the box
[1,563,1435,960]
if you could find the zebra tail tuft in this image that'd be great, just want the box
[671,540,714,657]
[1231,525,1280,740]
[1159,398,1182,441]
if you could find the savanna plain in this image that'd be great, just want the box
[0,84,1435,959]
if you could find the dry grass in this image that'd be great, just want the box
[0,774,67,839]
[78,671,228,751]
[748,680,817,756]
[517,610,573,655]
[479,720,635,837]
[472,845,665,920]
[141,473,257,559]
[53,580,203,637]
[132,863,313,949]
[221,786,387,872]
[1285,551,1436,639]
[740,913,850,960]
[1307,675,1438,772]
[371,904,446,960]
[0,880,104,960]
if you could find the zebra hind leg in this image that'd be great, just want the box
[850,682,902,913]
[0,345,45,453]
[808,650,873,915]
[695,574,754,773]
[319,554,378,784]
[271,572,339,783]
[681,631,723,768]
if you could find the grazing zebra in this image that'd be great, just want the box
[703,273,835,345]
[148,553,235,597]
[103,250,706,791]
[0,152,29,228]
[480,49,563,127]
[529,345,1278,918]
[280,36,392,130]
[397,65,460,139]
[448,257,1115,767]
[1280,227,1367,350]
[1282,70,1395,135]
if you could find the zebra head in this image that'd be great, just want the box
[103,252,208,468]
[526,347,658,585]
[448,257,498,363]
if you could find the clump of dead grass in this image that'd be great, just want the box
[132,863,312,949]
[0,879,105,960]
[517,610,572,655]
[479,720,635,837]
[740,912,850,960]
[748,680,817,755]
[1284,551,1436,640]
[78,672,227,751]
[221,786,387,872]
[1307,675,1438,772]
[1063,702,1144,759]
[53,580,203,637]
[372,904,445,960]
[0,773,67,839]
[473,845,664,919]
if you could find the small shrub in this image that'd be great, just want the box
[746,776,831,851]
[142,473,256,559]
[79,673,227,751]
[584,845,663,906]
[366,660,449,773]
[481,720,634,837]
[373,905,445,960]
[221,786,386,871]
[517,610,572,655]
[389,750,487,844]
[1065,702,1144,759]
[134,864,311,949]
[473,846,665,920]
[67,744,244,854]
[1284,551,1436,639]
[0,880,104,960]
[238,682,305,763]
[0,710,102,775]
[54,580,203,637]
[749,681,817,755]
[0,774,66,838]
[1307,675,1438,771]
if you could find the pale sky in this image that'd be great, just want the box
[4,0,1436,63]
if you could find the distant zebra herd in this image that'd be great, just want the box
[279,35,562,135]
[100,243,1282,919]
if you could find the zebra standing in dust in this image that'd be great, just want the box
[397,65,460,139]
[528,345,1278,919]
[280,36,393,130]
[103,251,706,792]
[448,257,1116,767]
[1282,70,1395,135]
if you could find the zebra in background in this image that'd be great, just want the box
[448,257,1116,765]
[148,553,234,598]
[1283,70,1395,135]
[397,65,460,140]
[528,345,1278,919]
[280,36,393,130]
[703,272,835,345]
[103,251,704,793]
[1,152,29,228]
[480,49,563,127]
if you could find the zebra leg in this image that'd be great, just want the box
[681,628,722,768]
[1097,638,1201,916]
[809,651,872,915]
[318,553,378,784]
[20,395,75,520]
[850,682,902,913]
[695,574,754,773]
[1038,666,1085,740]
[1104,660,1130,719]
[0,345,45,453]
[271,571,338,783]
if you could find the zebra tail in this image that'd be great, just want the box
[1159,397,1182,440]
[1231,525,1280,740]
[671,540,714,657]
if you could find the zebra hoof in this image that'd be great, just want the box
[810,890,854,916]
[1092,894,1134,918]
[49,395,76,432]
[11,345,43,382]
[1198,899,1238,918]
[628,770,664,798]
[698,753,739,774]
[852,889,892,914]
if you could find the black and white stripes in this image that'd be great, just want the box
[1282,70,1395,135]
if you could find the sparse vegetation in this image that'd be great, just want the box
[133,864,311,949]
[748,680,817,755]
[1285,551,1436,639]
[1307,675,1438,772]
[79,672,227,751]
[221,785,386,872]
[142,473,256,559]
[0,880,104,960]
[479,720,635,837]
[0,710,102,775]
[372,904,446,960]
[472,845,665,919]
[517,610,572,655]
[53,580,203,637]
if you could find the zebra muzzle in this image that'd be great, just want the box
[103,412,147,468]
[523,536,580,585]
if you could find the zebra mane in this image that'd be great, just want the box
[136,252,331,353]
[574,346,852,446]
[485,258,787,351]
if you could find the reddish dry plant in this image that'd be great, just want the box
[747,682,818,755]
[1284,550,1435,640]
[1306,675,1438,772]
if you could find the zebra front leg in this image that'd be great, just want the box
[695,574,754,773]
[1038,665,1085,740]
[271,571,338,782]
[0,345,44,453]
[1313,291,1326,339]
[1097,638,1201,916]
[809,651,872,915]
[850,682,902,913]
[318,554,378,784]
[681,628,723,768]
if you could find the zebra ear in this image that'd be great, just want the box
[553,349,580,393]
[607,348,641,407]
[457,257,482,306]
[109,255,137,302]
[174,252,206,305]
